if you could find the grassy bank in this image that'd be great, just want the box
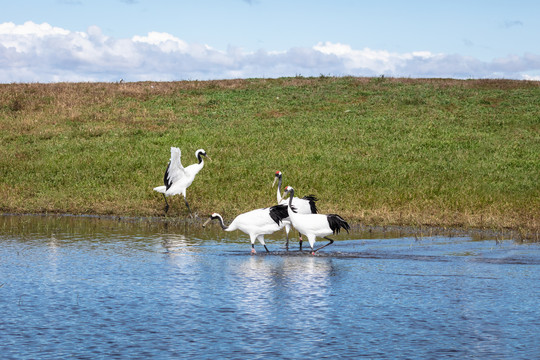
[1,77,539,238]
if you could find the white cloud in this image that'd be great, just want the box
[0,21,70,37]
[1,21,540,83]
[313,42,440,75]
[522,74,540,81]
[133,32,190,53]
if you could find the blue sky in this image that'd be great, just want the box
[1,0,539,82]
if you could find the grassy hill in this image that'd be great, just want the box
[1,77,539,238]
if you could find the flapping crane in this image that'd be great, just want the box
[154,147,210,215]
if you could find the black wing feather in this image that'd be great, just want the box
[327,214,350,234]
[269,204,289,225]
[302,195,318,214]
[163,162,173,190]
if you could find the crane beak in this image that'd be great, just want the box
[205,155,212,161]
[202,217,212,227]
[272,177,277,188]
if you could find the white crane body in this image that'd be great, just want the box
[203,204,289,254]
[272,171,318,250]
[154,147,209,214]
[283,186,349,254]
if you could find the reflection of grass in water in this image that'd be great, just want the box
[447,251,478,257]
[0,78,538,238]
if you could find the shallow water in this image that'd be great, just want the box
[1,215,539,359]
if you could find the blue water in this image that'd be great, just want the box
[1,216,539,359]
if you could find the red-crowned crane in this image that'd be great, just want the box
[283,186,350,254]
[272,171,318,250]
[203,204,289,254]
[153,147,210,215]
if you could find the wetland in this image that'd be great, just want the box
[1,215,539,359]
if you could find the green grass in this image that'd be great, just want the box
[0,77,539,238]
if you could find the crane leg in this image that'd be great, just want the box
[183,196,193,216]
[257,235,269,253]
[298,232,303,251]
[162,194,169,213]
[285,230,290,251]
[312,237,334,254]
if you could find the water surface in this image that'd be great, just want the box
[1,215,539,359]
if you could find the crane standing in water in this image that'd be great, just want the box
[272,171,318,250]
[203,204,289,254]
[282,186,350,254]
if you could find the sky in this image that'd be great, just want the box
[1,0,540,82]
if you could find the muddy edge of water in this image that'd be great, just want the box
[2,212,537,242]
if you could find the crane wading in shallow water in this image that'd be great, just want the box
[202,205,289,254]
[272,171,318,250]
[153,147,210,215]
[283,186,350,255]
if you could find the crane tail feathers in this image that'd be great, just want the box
[302,195,318,214]
[327,214,350,234]
[269,204,289,225]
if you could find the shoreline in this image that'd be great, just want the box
[2,212,536,242]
